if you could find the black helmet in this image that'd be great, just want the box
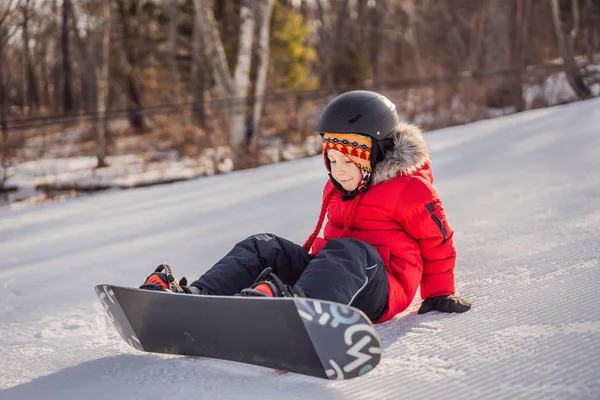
[315,90,399,140]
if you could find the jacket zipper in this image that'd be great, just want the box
[426,202,447,242]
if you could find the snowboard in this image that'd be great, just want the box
[95,284,382,380]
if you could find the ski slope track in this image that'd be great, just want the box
[1,98,600,399]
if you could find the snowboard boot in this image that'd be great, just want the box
[140,264,208,295]
[238,267,305,298]
[140,265,172,291]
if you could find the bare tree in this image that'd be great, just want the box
[582,0,597,63]
[191,0,207,127]
[550,0,592,99]
[250,0,276,151]
[21,0,40,114]
[400,0,424,78]
[511,0,534,111]
[315,0,334,87]
[167,0,181,104]
[0,0,22,189]
[333,0,350,84]
[115,0,150,130]
[229,0,255,149]
[69,1,98,112]
[62,0,74,112]
[96,0,111,168]
[467,1,488,71]
[194,0,256,151]
[0,0,21,120]
[483,0,522,108]
[354,0,371,64]
[199,0,235,95]
[221,0,238,45]
[375,0,396,80]
[50,0,61,113]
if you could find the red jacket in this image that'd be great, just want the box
[309,123,456,323]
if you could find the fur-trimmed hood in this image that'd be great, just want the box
[371,122,430,185]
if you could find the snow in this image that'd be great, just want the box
[3,136,324,207]
[524,65,600,108]
[1,97,600,399]
[3,148,236,206]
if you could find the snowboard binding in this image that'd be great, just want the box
[238,267,305,298]
[140,264,187,293]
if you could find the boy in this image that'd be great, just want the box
[142,90,470,322]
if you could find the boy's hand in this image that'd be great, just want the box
[418,295,471,314]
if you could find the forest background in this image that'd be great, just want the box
[1,0,599,205]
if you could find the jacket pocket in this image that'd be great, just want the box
[426,202,448,242]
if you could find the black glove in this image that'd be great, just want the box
[418,295,471,314]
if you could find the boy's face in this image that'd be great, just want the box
[326,149,362,192]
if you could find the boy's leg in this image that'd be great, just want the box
[190,233,312,295]
[294,238,389,321]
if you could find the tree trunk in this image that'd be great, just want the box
[588,0,600,63]
[115,0,149,131]
[69,1,97,112]
[316,0,334,88]
[0,44,10,189]
[402,1,424,78]
[332,0,350,85]
[484,0,512,68]
[583,0,594,63]
[167,0,181,104]
[20,40,27,110]
[229,0,255,150]
[191,0,206,127]
[355,0,369,56]
[51,0,61,113]
[96,0,111,168]
[467,1,488,71]
[62,0,74,112]
[125,74,147,130]
[375,0,395,81]
[249,0,275,151]
[41,43,51,109]
[511,0,531,112]
[483,0,519,108]
[222,0,237,45]
[21,0,40,115]
[301,0,319,58]
[549,0,592,99]
[200,0,235,96]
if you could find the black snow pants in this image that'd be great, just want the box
[190,233,389,321]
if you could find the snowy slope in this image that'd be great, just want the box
[1,98,600,400]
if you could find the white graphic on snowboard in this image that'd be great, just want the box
[297,299,381,380]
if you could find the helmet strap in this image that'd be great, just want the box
[328,173,372,201]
